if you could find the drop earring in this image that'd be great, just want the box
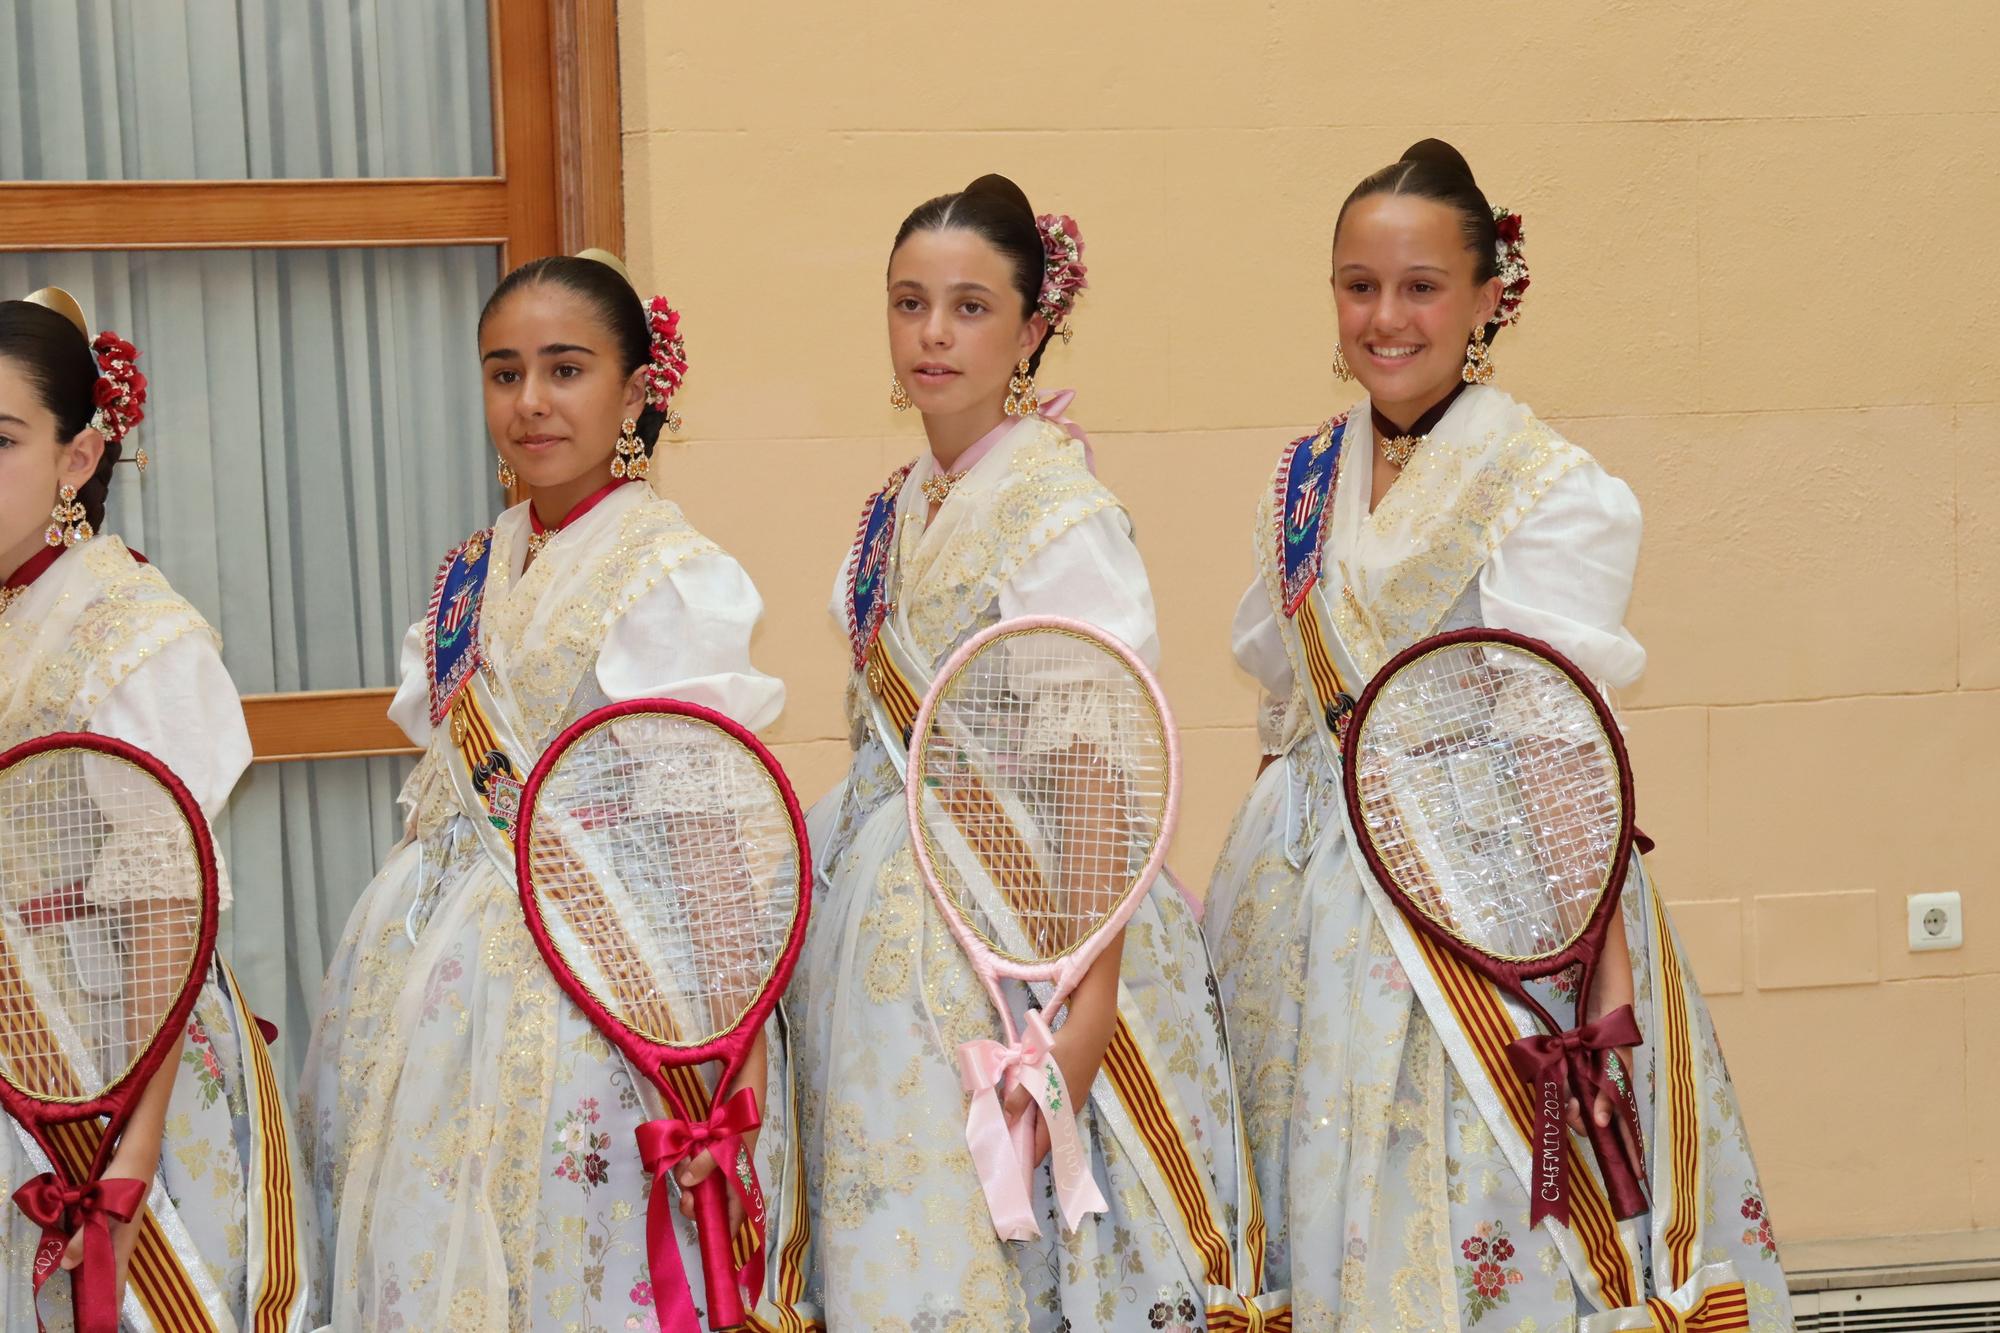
[46,484,91,547]
[889,376,912,411]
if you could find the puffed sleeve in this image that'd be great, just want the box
[1479,463,1646,690]
[1230,579,1296,753]
[595,549,786,732]
[385,619,431,749]
[998,506,1161,669]
[89,632,252,824]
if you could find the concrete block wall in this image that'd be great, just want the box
[617,0,2000,1243]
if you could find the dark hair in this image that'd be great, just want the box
[0,300,121,528]
[478,255,667,449]
[1334,139,1507,343]
[891,173,1057,374]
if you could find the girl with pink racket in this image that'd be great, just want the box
[794,175,1273,1330]
[301,254,815,1331]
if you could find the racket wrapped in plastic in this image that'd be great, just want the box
[516,699,809,1333]
[1342,627,1649,1227]
[0,732,220,1333]
[906,615,1179,1240]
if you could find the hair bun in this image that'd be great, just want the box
[1400,138,1476,181]
[962,173,1035,220]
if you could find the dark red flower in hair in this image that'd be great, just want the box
[1495,212,1523,246]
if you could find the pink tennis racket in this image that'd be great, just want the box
[0,733,219,1333]
[905,615,1180,1240]
[515,700,809,1333]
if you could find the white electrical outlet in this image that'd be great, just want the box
[1907,891,1963,952]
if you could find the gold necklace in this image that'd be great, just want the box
[920,470,964,506]
[1379,432,1426,469]
[0,585,19,615]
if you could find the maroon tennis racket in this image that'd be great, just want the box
[515,699,809,1333]
[0,732,219,1332]
[1342,629,1648,1227]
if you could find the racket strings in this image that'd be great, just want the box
[526,715,798,1048]
[917,629,1170,963]
[0,749,204,1101]
[1353,642,1622,960]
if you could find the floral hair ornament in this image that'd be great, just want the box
[1490,205,1530,329]
[641,294,689,433]
[1035,213,1088,342]
[23,287,150,472]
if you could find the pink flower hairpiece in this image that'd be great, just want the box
[1035,213,1088,342]
[90,331,149,469]
[641,295,689,432]
[1491,205,1530,328]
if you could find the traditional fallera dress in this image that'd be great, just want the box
[795,411,1276,1332]
[0,535,314,1332]
[300,481,815,1333]
[1205,384,1792,1332]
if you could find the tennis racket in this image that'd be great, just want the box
[0,732,220,1333]
[906,615,1179,1240]
[515,699,809,1333]
[1342,627,1648,1227]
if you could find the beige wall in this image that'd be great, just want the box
[617,2,2000,1247]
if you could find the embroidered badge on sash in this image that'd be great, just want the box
[844,461,914,668]
[1274,415,1347,615]
[426,528,496,726]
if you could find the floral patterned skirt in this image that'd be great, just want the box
[0,962,307,1331]
[792,775,1244,1332]
[302,826,802,1332]
[1204,759,1794,1331]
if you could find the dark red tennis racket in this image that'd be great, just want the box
[0,732,220,1332]
[1342,629,1648,1227]
[515,699,809,1333]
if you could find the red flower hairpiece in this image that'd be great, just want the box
[1035,213,1088,342]
[90,330,149,465]
[1491,205,1530,328]
[641,295,689,433]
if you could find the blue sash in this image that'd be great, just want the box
[1275,414,1347,616]
[843,462,913,669]
[426,527,496,727]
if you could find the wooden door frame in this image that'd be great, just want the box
[0,0,624,762]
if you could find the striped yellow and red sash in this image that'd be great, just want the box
[0,941,221,1330]
[223,965,308,1332]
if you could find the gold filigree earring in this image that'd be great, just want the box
[1331,343,1353,382]
[889,376,912,411]
[1461,327,1495,385]
[1003,359,1039,417]
[496,457,518,488]
[611,417,649,481]
[46,483,91,547]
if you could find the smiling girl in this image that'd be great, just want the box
[301,253,809,1330]
[793,175,1262,1330]
[1204,140,1791,1330]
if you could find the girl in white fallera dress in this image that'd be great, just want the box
[301,255,812,1332]
[0,290,314,1329]
[1204,141,1792,1331]
[795,175,1269,1331]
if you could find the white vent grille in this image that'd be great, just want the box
[1794,1280,2000,1331]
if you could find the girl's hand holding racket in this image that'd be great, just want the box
[907,616,1179,1240]
[516,701,809,1333]
[0,734,220,1333]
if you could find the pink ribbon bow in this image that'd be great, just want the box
[13,1172,149,1333]
[957,1009,1107,1240]
[634,1086,767,1333]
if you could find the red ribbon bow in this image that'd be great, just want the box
[633,1086,766,1333]
[1504,1004,1643,1227]
[12,1173,149,1332]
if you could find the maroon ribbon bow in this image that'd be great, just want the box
[1504,1004,1643,1227]
[13,1172,149,1332]
[633,1086,766,1333]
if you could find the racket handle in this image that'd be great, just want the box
[1583,1089,1649,1219]
[691,1173,746,1331]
